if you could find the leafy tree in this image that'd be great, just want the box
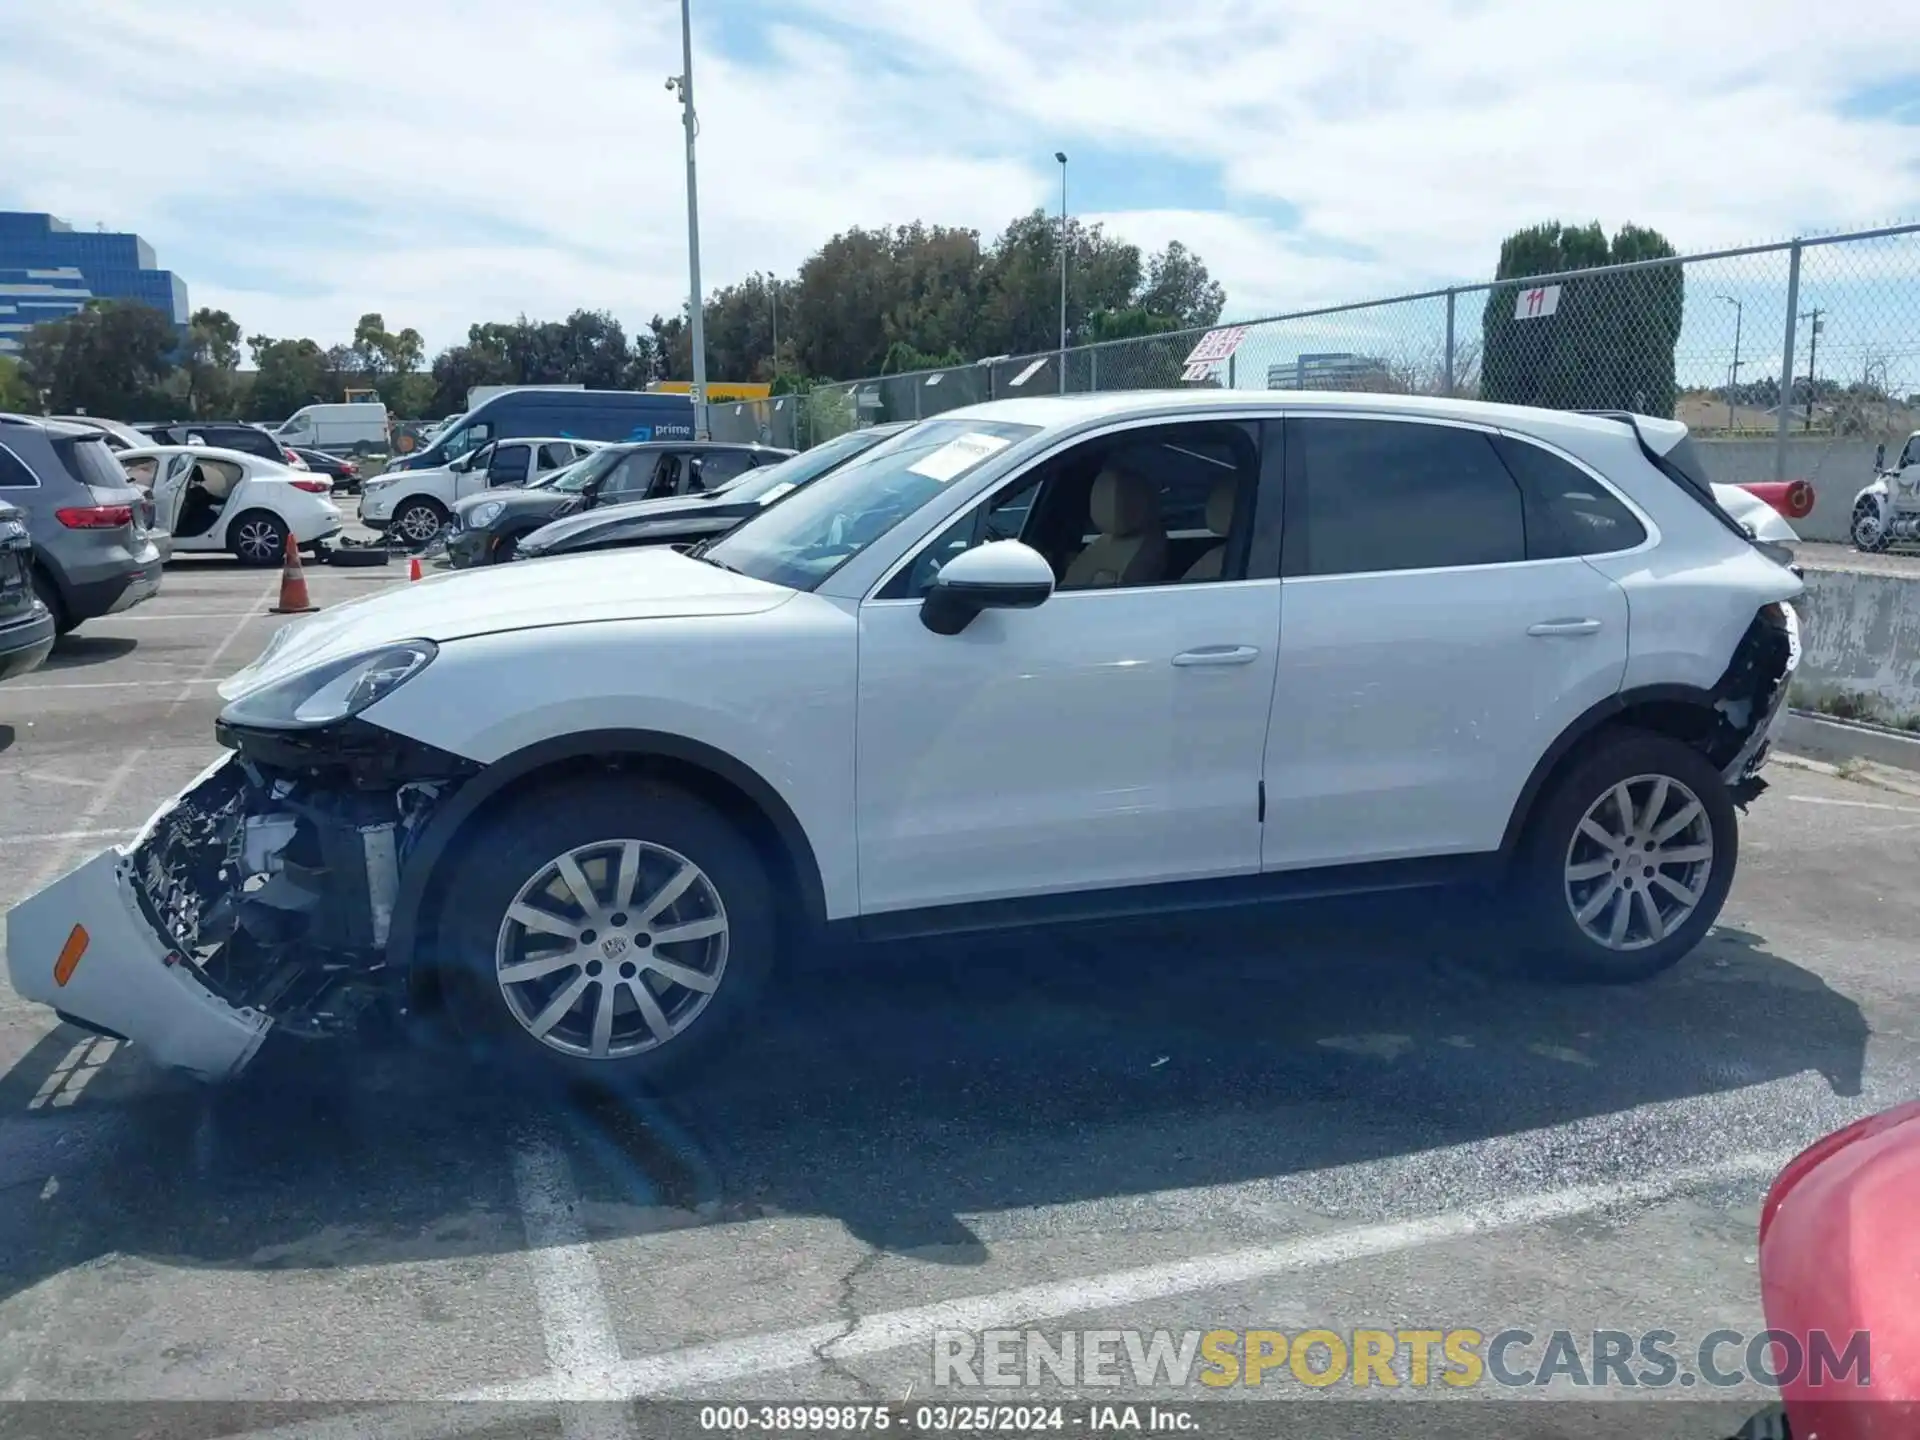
[0,354,38,412]
[246,334,332,421]
[180,306,242,417]
[19,300,178,418]
[1481,221,1683,417]
[1135,241,1226,329]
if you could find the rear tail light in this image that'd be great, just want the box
[283,448,308,468]
[344,462,360,476]
[55,504,134,529]
[290,479,331,494]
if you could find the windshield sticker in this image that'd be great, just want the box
[907,432,1012,483]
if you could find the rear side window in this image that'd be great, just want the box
[0,443,38,488]
[693,451,756,488]
[54,436,134,494]
[1493,435,1647,558]
[1286,418,1524,576]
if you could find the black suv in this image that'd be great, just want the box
[138,422,303,468]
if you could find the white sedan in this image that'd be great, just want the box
[118,445,344,566]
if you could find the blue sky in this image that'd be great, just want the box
[1,0,1916,357]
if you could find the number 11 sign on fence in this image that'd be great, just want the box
[1515,284,1563,320]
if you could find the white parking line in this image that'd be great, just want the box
[19,579,277,896]
[1786,794,1920,813]
[214,1144,1801,1439]
[511,1135,636,1440]
[0,828,136,848]
[5,677,225,693]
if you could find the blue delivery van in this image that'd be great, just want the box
[386,390,696,473]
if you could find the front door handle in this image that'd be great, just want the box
[1527,618,1603,637]
[1173,645,1261,667]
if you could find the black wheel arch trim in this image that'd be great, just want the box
[1497,683,1720,862]
[386,727,828,984]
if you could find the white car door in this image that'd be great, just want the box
[1263,414,1636,871]
[855,418,1282,915]
[151,453,195,538]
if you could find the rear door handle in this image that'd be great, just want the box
[1173,645,1261,667]
[1527,618,1604,636]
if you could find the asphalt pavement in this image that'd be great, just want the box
[0,542,1916,1437]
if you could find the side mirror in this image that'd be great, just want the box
[920,540,1054,636]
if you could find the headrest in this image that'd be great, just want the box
[1090,468,1159,537]
[1206,477,1236,537]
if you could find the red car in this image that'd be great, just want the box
[1749,1102,1920,1438]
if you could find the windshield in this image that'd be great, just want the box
[705,419,1038,591]
[719,427,895,506]
[547,448,626,493]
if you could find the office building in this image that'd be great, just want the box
[0,211,189,356]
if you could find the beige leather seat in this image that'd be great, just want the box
[1063,468,1166,588]
[1181,476,1238,581]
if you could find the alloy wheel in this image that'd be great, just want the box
[1563,774,1715,952]
[397,505,445,546]
[494,839,729,1059]
[235,518,283,563]
[1852,502,1887,552]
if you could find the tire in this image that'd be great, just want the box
[228,509,289,567]
[1504,728,1737,983]
[436,776,778,1091]
[391,497,449,551]
[1852,499,1889,553]
[31,568,73,636]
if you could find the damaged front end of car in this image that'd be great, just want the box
[4,640,475,1080]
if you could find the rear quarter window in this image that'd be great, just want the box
[1493,435,1647,558]
[0,442,39,488]
[55,436,139,496]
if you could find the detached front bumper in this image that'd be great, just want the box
[5,799,271,1081]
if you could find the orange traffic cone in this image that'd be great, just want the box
[408,555,423,582]
[270,534,317,614]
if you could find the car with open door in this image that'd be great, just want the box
[443,440,793,567]
[5,392,1801,1091]
[358,436,599,549]
[118,445,344,565]
[517,425,903,561]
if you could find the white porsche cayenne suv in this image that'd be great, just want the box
[6,391,1802,1087]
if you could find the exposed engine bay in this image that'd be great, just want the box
[127,728,475,1042]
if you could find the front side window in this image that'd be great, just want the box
[691,451,755,490]
[706,419,1039,592]
[1287,418,1524,576]
[441,421,491,460]
[879,420,1261,599]
[488,443,532,485]
[596,452,656,499]
[537,442,574,470]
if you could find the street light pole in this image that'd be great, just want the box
[670,0,709,439]
[1715,294,1743,432]
[769,272,779,387]
[1055,151,1068,394]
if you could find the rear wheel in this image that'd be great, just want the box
[1505,729,1737,983]
[229,510,289,566]
[391,497,449,550]
[30,569,73,635]
[1852,498,1889,552]
[438,777,777,1090]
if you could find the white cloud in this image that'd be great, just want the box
[2,0,1916,357]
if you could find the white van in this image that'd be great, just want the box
[273,402,391,455]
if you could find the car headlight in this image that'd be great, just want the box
[467,501,506,528]
[220,641,437,730]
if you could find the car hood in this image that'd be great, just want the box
[522,492,730,550]
[219,546,794,698]
[453,487,572,521]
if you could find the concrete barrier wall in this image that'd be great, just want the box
[1693,437,1881,544]
[1791,566,1920,722]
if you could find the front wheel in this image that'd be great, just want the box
[437,777,777,1090]
[1852,499,1890,553]
[1506,729,1737,983]
[228,510,289,567]
[391,497,450,550]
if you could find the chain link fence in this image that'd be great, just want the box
[723,222,1920,539]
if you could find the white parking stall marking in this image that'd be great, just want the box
[511,1134,636,1440]
[3,677,226,693]
[1785,794,1920,813]
[467,1145,1801,1404]
[0,828,136,849]
[25,1037,115,1111]
[19,578,278,896]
